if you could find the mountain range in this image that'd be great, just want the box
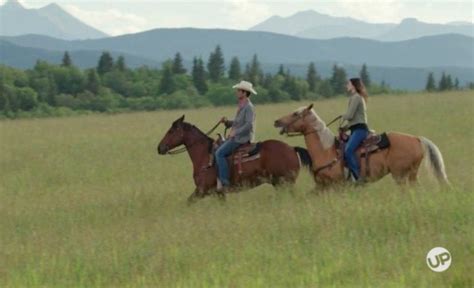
[0,0,107,40]
[250,10,474,41]
[1,29,472,68]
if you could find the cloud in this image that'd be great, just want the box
[227,0,272,29]
[63,4,149,36]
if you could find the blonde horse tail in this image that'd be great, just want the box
[420,137,450,185]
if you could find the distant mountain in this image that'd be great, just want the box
[1,28,472,68]
[251,10,395,39]
[1,36,473,91]
[378,18,474,41]
[250,10,474,41]
[0,0,107,40]
[0,40,160,69]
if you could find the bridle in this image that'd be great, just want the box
[280,114,345,175]
[165,120,222,155]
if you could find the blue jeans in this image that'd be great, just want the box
[344,128,369,180]
[215,139,241,186]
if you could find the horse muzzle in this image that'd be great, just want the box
[157,143,169,155]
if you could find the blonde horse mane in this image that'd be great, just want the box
[296,107,335,150]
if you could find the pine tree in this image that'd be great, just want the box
[97,52,114,75]
[228,56,241,80]
[62,51,72,67]
[159,63,176,95]
[330,65,347,95]
[454,77,460,90]
[306,62,319,92]
[277,64,285,76]
[445,74,453,90]
[248,54,263,85]
[425,72,436,91]
[116,56,126,72]
[207,45,225,82]
[172,52,187,74]
[360,63,371,87]
[192,57,208,95]
[438,72,447,91]
[86,69,100,94]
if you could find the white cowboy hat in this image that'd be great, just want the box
[232,80,257,95]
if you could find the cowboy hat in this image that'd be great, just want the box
[232,80,257,95]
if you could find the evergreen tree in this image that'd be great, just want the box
[62,51,72,67]
[277,64,285,76]
[445,74,453,90]
[454,77,460,90]
[159,63,176,95]
[192,57,208,95]
[172,52,187,74]
[306,62,319,92]
[97,52,114,75]
[116,56,126,72]
[438,72,447,91]
[207,45,225,82]
[248,54,263,85]
[360,63,371,87]
[86,69,100,94]
[425,72,436,91]
[228,56,241,80]
[330,65,347,95]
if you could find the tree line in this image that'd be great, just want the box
[1,46,398,118]
[425,72,469,92]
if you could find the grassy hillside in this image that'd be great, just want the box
[0,91,472,287]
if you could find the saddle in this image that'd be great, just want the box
[336,130,390,156]
[336,129,391,179]
[209,134,261,174]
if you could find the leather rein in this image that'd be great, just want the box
[167,120,222,155]
[280,114,343,174]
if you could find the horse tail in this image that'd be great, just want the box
[294,146,312,169]
[420,137,450,185]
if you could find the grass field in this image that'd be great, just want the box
[1,91,473,287]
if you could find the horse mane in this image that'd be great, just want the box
[182,122,214,143]
[296,107,335,150]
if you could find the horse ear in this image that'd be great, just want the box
[178,114,185,122]
[306,104,313,111]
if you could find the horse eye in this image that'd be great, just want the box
[293,112,298,117]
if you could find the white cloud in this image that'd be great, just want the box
[227,0,272,29]
[63,4,148,36]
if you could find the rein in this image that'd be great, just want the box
[281,113,344,174]
[167,120,222,155]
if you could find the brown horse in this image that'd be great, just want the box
[157,115,312,202]
[274,104,449,188]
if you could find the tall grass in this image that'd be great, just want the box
[0,91,472,287]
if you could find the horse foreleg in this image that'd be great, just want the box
[187,188,205,205]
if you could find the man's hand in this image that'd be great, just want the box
[220,116,227,123]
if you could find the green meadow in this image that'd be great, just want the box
[1,91,472,287]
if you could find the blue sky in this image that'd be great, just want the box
[4,0,473,35]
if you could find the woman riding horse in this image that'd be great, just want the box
[342,78,369,183]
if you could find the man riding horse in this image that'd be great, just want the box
[215,80,257,192]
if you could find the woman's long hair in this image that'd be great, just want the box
[350,78,368,104]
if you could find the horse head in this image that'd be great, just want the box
[274,103,314,135]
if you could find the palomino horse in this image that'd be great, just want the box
[274,104,449,187]
[157,115,311,202]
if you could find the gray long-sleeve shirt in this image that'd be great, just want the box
[224,101,255,143]
[342,93,367,128]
